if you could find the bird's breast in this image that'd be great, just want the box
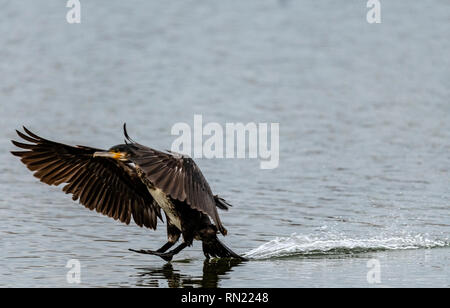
[148,187,182,231]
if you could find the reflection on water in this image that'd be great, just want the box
[134,259,245,288]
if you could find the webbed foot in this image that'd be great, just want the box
[129,249,174,261]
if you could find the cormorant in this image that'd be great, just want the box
[11,125,245,261]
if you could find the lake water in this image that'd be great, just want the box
[0,1,449,287]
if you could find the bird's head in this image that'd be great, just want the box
[93,144,134,161]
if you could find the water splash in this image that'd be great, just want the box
[244,233,449,259]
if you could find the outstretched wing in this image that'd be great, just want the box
[123,126,227,235]
[11,127,161,229]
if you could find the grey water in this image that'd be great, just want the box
[0,1,449,287]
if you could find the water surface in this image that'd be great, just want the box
[0,1,449,287]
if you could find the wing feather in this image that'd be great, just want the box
[11,127,160,230]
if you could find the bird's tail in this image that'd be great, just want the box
[202,236,247,260]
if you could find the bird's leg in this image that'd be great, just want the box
[157,241,176,252]
[129,241,175,255]
[152,242,188,262]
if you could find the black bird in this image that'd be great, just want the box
[11,125,245,261]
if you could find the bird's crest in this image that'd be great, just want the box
[123,123,136,145]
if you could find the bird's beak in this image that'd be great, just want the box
[93,151,125,160]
